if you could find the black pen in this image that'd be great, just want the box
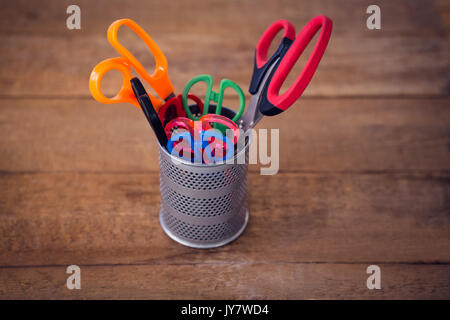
[130,77,168,148]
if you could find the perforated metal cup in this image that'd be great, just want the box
[158,106,250,249]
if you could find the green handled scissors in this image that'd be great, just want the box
[182,74,245,123]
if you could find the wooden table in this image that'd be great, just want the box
[0,0,449,299]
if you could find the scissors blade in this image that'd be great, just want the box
[238,94,263,132]
[239,58,280,132]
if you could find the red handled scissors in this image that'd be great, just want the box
[239,15,333,131]
[165,114,240,163]
[158,94,204,126]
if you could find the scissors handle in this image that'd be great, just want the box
[158,94,203,125]
[165,114,239,138]
[259,15,333,115]
[165,114,239,163]
[130,78,168,147]
[164,117,195,137]
[167,131,195,160]
[89,57,162,108]
[182,75,245,123]
[182,75,213,120]
[249,20,296,94]
[201,114,240,144]
[108,19,175,102]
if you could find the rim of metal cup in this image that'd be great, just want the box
[157,105,252,167]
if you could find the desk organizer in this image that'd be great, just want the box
[158,106,249,248]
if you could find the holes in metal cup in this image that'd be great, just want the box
[159,156,247,190]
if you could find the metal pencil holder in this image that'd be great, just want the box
[158,106,250,249]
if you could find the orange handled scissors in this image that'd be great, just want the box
[89,19,175,111]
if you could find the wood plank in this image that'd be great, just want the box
[1,263,449,299]
[0,98,449,173]
[0,0,448,97]
[0,172,449,266]
[436,0,450,40]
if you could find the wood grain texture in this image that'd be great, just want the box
[436,0,450,40]
[1,264,450,299]
[0,0,448,97]
[1,172,449,266]
[0,0,449,299]
[0,98,449,173]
